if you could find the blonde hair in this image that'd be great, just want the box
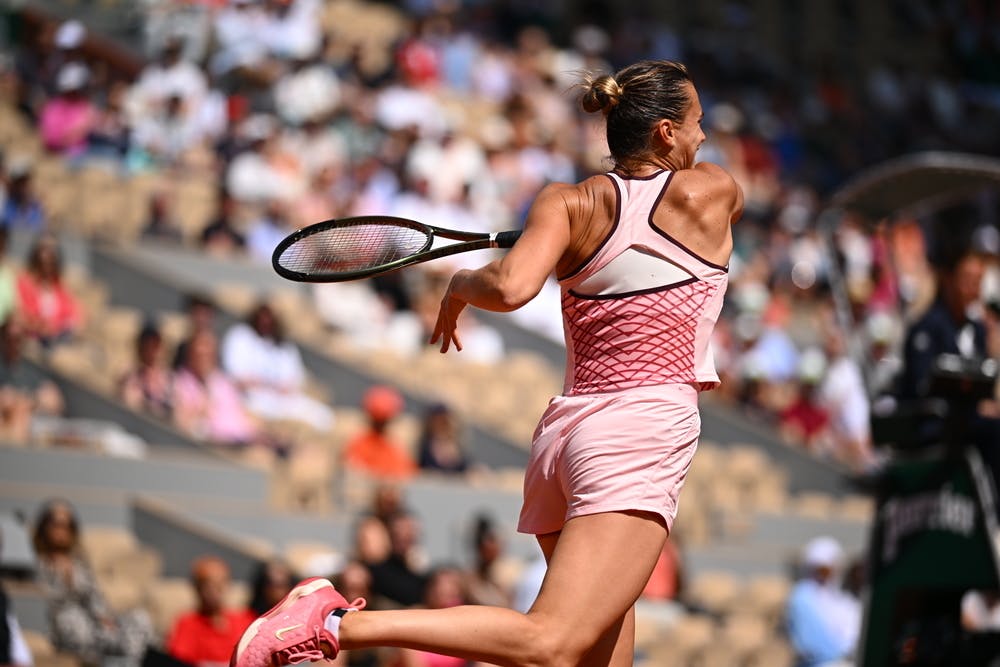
[581,73,625,115]
[580,60,693,170]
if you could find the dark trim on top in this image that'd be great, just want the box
[568,275,699,301]
[610,169,666,181]
[557,173,622,282]
[647,172,729,272]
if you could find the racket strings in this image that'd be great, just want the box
[277,223,431,275]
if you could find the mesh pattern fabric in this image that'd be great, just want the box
[563,279,719,395]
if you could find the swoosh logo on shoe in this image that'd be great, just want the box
[275,623,304,640]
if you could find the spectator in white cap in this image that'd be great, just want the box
[40,63,97,159]
[786,536,862,667]
[43,19,87,93]
[54,20,86,51]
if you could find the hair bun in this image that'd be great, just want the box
[582,74,623,114]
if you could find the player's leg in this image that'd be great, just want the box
[339,509,666,667]
[535,531,636,667]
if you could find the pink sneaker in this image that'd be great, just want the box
[230,577,366,667]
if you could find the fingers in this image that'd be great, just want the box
[430,296,465,353]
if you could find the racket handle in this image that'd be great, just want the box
[492,230,522,248]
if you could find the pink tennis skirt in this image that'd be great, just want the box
[517,382,701,536]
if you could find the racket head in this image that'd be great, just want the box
[272,216,434,282]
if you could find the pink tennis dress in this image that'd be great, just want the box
[517,170,729,536]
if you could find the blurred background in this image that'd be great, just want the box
[0,0,998,666]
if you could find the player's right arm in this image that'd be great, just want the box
[431,182,574,352]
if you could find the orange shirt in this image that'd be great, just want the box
[166,608,257,665]
[343,430,416,479]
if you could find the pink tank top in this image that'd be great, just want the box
[559,170,729,395]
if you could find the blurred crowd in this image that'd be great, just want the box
[1,0,998,473]
[8,490,724,667]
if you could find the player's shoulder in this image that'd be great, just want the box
[671,162,739,193]
[534,176,615,211]
[668,162,742,212]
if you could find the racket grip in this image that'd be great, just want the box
[492,230,522,248]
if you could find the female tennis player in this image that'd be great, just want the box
[232,59,742,667]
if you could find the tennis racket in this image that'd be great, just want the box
[272,215,522,283]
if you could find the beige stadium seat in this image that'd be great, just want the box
[21,629,84,666]
[746,637,795,667]
[732,574,792,625]
[330,407,369,450]
[724,444,770,483]
[838,494,875,522]
[653,613,716,663]
[285,541,342,579]
[695,642,741,667]
[99,307,143,345]
[21,629,55,660]
[157,311,190,349]
[685,571,742,615]
[98,574,145,614]
[720,613,771,660]
[172,177,219,240]
[213,283,258,317]
[108,546,163,588]
[286,443,334,511]
[793,491,836,518]
[47,343,95,380]
[147,577,197,638]
[80,525,138,576]
[226,580,251,610]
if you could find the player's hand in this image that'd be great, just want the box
[431,275,468,353]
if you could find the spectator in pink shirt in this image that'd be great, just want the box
[172,329,262,447]
[39,63,97,158]
[16,234,82,347]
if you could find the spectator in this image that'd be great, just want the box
[368,512,428,608]
[416,403,467,474]
[166,555,256,667]
[353,515,391,568]
[172,292,216,369]
[200,193,246,257]
[393,567,469,667]
[370,484,406,527]
[171,330,263,448]
[119,321,173,420]
[248,559,295,617]
[142,191,184,243]
[130,36,207,125]
[641,537,684,602]
[39,62,96,159]
[16,234,82,346]
[226,118,305,204]
[816,327,873,471]
[962,590,1000,631]
[331,561,379,667]
[463,515,510,608]
[32,499,154,667]
[779,349,830,453]
[0,229,19,323]
[244,201,293,263]
[786,536,861,667]
[210,0,272,78]
[0,162,45,231]
[343,386,415,480]
[131,93,205,167]
[0,527,33,666]
[220,302,334,431]
[0,316,64,443]
[510,552,547,614]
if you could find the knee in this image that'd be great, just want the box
[517,612,593,667]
